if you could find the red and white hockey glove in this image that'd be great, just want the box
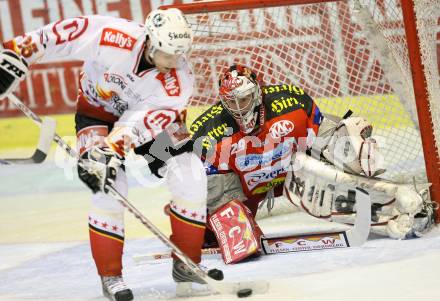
[208,200,263,264]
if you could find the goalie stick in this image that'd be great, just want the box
[133,187,371,263]
[0,117,56,165]
[6,93,269,297]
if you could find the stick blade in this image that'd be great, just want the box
[0,117,56,164]
[346,187,371,246]
[34,117,56,160]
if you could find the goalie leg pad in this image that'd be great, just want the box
[208,200,263,264]
[284,154,334,218]
[286,153,434,239]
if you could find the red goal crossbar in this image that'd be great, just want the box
[161,0,341,14]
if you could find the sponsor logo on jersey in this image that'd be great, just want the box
[76,126,108,155]
[244,162,289,190]
[252,177,286,195]
[144,110,176,132]
[235,140,294,171]
[126,74,135,82]
[100,28,136,50]
[53,17,89,45]
[95,85,128,115]
[96,85,113,100]
[269,120,295,139]
[156,69,181,96]
[189,104,223,134]
[271,96,303,114]
[143,109,187,138]
[201,122,231,150]
[262,84,305,96]
[104,73,127,90]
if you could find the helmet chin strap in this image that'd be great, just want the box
[147,46,156,62]
[145,37,156,62]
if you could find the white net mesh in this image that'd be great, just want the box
[413,0,440,160]
[182,0,440,183]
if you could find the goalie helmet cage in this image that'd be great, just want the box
[161,0,440,223]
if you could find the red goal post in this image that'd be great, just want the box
[161,0,440,223]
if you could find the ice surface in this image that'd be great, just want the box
[1,161,440,301]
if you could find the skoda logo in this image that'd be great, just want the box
[269,120,295,139]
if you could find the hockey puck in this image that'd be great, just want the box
[208,268,224,280]
[237,288,253,298]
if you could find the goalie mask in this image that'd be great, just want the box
[145,8,193,57]
[218,65,262,134]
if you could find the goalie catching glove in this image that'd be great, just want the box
[77,147,123,193]
[317,116,385,177]
[0,49,28,99]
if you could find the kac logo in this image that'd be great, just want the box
[269,120,294,139]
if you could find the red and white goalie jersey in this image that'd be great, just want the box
[190,84,323,215]
[3,15,194,154]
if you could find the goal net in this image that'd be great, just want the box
[163,0,440,221]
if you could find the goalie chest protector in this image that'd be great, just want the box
[190,84,323,199]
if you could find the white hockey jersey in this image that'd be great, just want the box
[4,15,194,155]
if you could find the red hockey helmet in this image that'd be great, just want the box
[218,65,261,133]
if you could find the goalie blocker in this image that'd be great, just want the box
[208,200,263,264]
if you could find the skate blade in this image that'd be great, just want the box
[175,282,212,297]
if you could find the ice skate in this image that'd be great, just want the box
[172,259,223,296]
[408,197,436,238]
[101,275,133,301]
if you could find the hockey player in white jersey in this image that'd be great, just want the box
[0,9,219,301]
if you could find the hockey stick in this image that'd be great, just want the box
[7,93,268,297]
[0,117,56,165]
[0,44,56,164]
[264,187,371,253]
[134,247,221,263]
[6,94,78,158]
[134,188,371,263]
